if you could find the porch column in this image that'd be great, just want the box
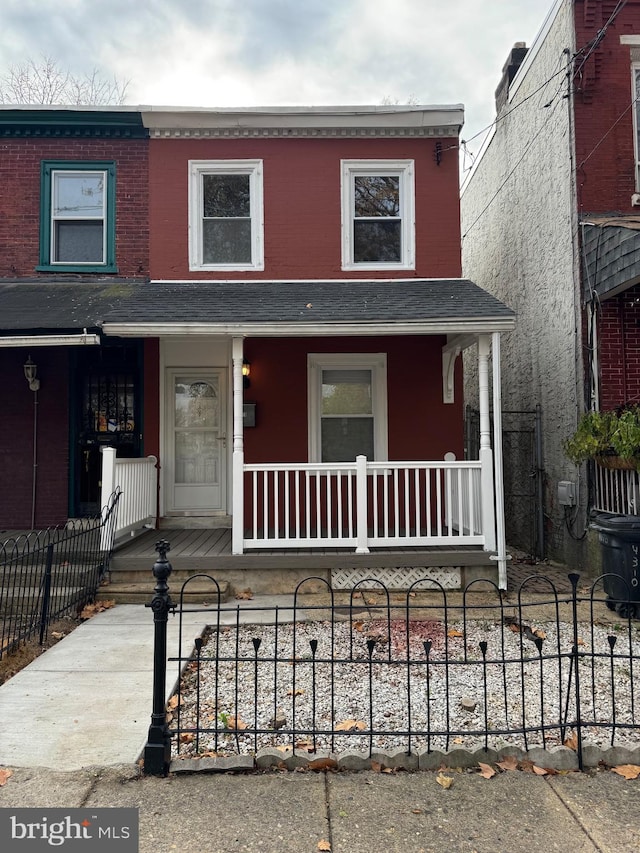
[478,335,496,551]
[231,337,245,555]
[492,332,509,589]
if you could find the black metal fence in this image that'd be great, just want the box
[143,543,640,775]
[0,489,121,659]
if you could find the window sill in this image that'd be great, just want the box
[36,264,118,274]
[341,262,415,272]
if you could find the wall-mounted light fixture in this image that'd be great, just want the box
[242,358,251,389]
[23,356,40,392]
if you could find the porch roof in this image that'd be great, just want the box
[0,278,514,338]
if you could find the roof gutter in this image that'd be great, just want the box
[0,332,101,347]
[102,320,516,337]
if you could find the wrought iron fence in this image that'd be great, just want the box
[143,542,640,775]
[0,489,121,659]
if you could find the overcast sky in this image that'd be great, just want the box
[2,0,551,159]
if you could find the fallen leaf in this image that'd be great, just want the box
[308,758,338,771]
[335,719,367,732]
[612,764,640,780]
[478,762,496,779]
[497,755,518,772]
[79,600,115,619]
[180,733,194,744]
[353,621,364,632]
[533,628,547,640]
[317,841,331,851]
[436,772,453,789]
[532,765,548,776]
[382,767,395,774]
[447,629,464,639]
[411,808,423,814]
[275,745,292,753]
[225,717,248,731]
[167,694,180,710]
[564,732,579,751]
[235,588,253,600]
[287,688,305,697]
[371,761,382,773]
[366,597,377,605]
[0,769,13,786]
[295,740,312,751]
[576,638,586,646]
[453,737,464,745]
[50,631,65,640]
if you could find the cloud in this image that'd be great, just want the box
[0,0,547,143]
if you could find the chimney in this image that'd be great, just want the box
[495,42,528,114]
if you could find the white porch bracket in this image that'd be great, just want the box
[232,336,245,555]
[478,335,496,552]
[442,334,476,404]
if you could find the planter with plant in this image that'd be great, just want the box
[563,407,640,471]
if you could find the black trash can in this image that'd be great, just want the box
[591,513,640,618]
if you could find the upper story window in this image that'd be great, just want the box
[189,160,264,271]
[308,353,388,463]
[341,160,415,271]
[38,162,116,272]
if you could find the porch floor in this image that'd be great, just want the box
[111,526,495,572]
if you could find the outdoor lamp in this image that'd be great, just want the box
[242,358,251,389]
[23,356,40,392]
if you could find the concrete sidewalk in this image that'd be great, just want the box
[1,763,639,852]
[0,600,300,770]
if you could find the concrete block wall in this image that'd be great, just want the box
[461,0,588,566]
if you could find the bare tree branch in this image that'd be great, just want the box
[0,56,129,105]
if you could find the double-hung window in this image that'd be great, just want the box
[39,161,116,272]
[341,160,415,270]
[189,160,264,271]
[308,353,388,463]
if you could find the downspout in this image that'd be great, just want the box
[491,331,510,588]
[30,388,39,530]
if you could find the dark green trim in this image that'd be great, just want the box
[39,160,117,273]
[0,109,147,138]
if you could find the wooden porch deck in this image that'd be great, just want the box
[111,527,495,574]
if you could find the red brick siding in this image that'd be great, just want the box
[149,136,461,280]
[574,1,640,213]
[0,139,148,279]
[0,348,69,527]
[598,285,640,409]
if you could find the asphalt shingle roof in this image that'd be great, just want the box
[0,279,514,334]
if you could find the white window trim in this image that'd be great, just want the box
[51,169,107,265]
[340,159,415,271]
[307,352,388,463]
[188,159,264,271]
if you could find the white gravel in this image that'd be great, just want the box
[171,616,640,759]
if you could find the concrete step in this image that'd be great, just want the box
[96,578,231,605]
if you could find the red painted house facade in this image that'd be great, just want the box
[0,105,514,588]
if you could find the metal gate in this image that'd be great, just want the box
[465,405,544,558]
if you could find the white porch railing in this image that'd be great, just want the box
[593,464,640,516]
[242,456,484,552]
[100,448,158,543]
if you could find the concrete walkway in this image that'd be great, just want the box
[0,599,299,770]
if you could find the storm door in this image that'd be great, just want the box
[72,343,141,517]
[165,371,226,513]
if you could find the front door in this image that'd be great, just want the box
[166,371,227,513]
[72,343,141,517]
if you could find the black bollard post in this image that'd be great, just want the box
[143,540,174,775]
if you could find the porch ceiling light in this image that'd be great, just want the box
[24,356,40,392]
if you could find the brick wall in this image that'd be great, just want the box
[0,138,148,279]
[0,348,69,528]
[598,284,640,408]
[149,136,461,280]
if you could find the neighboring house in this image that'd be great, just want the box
[461,0,640,569]
[0,104,515,589]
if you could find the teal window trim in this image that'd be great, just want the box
[37,160,117,273]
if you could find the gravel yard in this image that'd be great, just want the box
[171,614,640,759]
